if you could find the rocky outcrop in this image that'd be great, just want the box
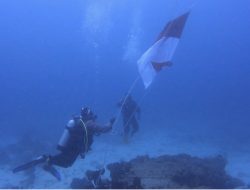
[107,154,244,189]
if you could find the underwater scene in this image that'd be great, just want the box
[0,0,250,188]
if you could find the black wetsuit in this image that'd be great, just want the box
[49,118,111,168]
[12,117,113,179]
[119,97,140,138]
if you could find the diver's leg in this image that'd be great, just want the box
[13,155,47,173]
[42,150,79,181]
[131,117,139,136]
[43,163,61,181]
[48,150,79,168]
[123,118,130,143]
[12,154,62,181]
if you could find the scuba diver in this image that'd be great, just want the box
[117,95,141,143]
[13,107,115,180]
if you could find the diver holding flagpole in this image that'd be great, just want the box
[13,107,115,180]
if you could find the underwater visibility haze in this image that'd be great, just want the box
[0,0,250,188]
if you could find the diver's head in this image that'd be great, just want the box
[81,107,97,122]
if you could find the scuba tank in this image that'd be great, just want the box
[57,117,88,152]
[57,119,75,150]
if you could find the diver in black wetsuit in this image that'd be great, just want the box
[13,107,115,180]
[117,95,140,143]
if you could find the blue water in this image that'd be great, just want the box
[0,0,250,186]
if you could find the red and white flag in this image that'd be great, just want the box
[137,12,190,88]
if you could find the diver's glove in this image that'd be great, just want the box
[109,117,116,126]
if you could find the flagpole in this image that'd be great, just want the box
[101,0,197,167]
[100,74,142,168]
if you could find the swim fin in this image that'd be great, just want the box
[43,164,61,181]
[13,155,47,173]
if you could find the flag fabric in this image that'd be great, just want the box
[137,12,190,88]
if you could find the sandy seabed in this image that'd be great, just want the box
[1,127,250,188]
